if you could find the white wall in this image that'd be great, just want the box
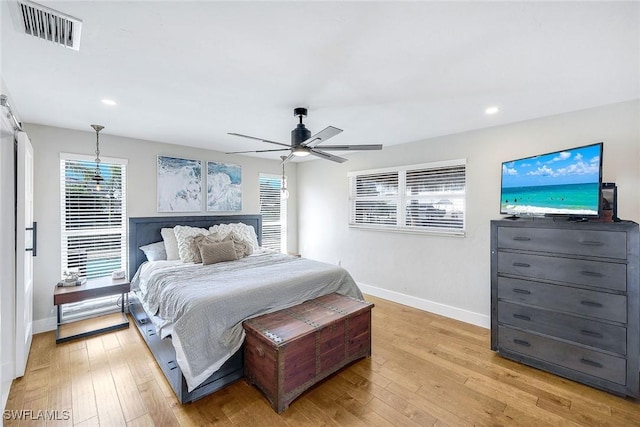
[23,124,298,331]
[297,100,640,328]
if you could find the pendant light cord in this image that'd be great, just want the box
[90,125,105,184]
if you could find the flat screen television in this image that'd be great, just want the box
[500,142,603,218]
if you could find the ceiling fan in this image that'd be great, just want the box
[226,107,382,163]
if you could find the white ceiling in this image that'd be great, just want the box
[1,1,638,161]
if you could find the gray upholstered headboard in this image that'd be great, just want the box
[128,215,262,277]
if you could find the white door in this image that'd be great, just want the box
[0,111,17,410]
[15,131,33,377]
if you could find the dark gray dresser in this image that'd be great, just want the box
[491,218,639,397]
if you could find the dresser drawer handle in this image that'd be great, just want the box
[580,358,603,369]
[256,346,265,358]
[513,314,531,321]
[512,262,531,268]
[167,360,178,370]
[580,330,603,338]
[579,240,605,246]
[513,339,531,347]
[580,271,603,278]
[512,288,531,295]
[146,328,156,337]
[512,236,531,241]
[580,300,603,308]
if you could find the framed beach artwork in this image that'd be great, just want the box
[157,155,202,212]
[207,161,242,211]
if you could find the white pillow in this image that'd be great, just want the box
[174,225,209,263]
[161,228,180,260]
[139,241,167,261]
[209,222,260,251]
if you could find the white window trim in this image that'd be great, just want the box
[60,152,128,166]
[348,159,466,237]
[59,152,128,279]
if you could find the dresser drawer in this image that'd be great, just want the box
[498,251,627,291]
[498,326,627,385]
[497,226,627,259]
[497,277,626,323]
[498,301,627,354]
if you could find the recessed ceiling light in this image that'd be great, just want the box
[101,99,117,106]
[485,106,499,115]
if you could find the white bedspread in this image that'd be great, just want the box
[131,251,363,391]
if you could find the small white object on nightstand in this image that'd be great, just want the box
[112,269,125,280]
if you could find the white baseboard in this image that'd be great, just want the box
[358,282,490,329]
[2,361,14,412]
[32,289,491,334]
[2,379,11,412]
[33,317,56,334]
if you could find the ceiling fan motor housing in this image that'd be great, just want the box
[291,123,311,147]
[291,107,310,146]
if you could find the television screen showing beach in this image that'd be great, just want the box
[501,144,602,216]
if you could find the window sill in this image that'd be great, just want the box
[348,224,466,237]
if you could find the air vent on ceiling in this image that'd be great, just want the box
[9,0,82,51]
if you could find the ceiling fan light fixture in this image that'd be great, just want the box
[292,146,310,157]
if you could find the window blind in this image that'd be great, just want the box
[60,154,127,279]
[405,164,465,230]
[349,171,399,226]
[349,159,466,235]
[259,173,287,252]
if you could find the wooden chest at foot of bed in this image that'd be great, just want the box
[242,293,374,413]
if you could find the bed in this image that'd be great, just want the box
[127,215,363,404]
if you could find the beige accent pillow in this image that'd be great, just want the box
[192,232,223,263]
[199,241,238,265]
[224,230,253,258]
[160,228,180,260]
[173,225,209,263]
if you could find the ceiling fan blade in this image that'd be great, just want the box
[225,148,290,154]
[227,132,291,148]
[301,126,343,148]
[309,149,348,163]
[311,144,383,151]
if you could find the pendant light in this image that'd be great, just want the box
[91,124,105,191]
[279,156,289,200]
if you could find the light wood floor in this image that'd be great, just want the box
[5,295,640,426]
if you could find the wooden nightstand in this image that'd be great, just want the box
[53,276,130,344]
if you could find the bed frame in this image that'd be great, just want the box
[127,215,262,404]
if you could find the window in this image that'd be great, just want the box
[60,153,127,280]
[259,173,287,252]
[348,159,466,235]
